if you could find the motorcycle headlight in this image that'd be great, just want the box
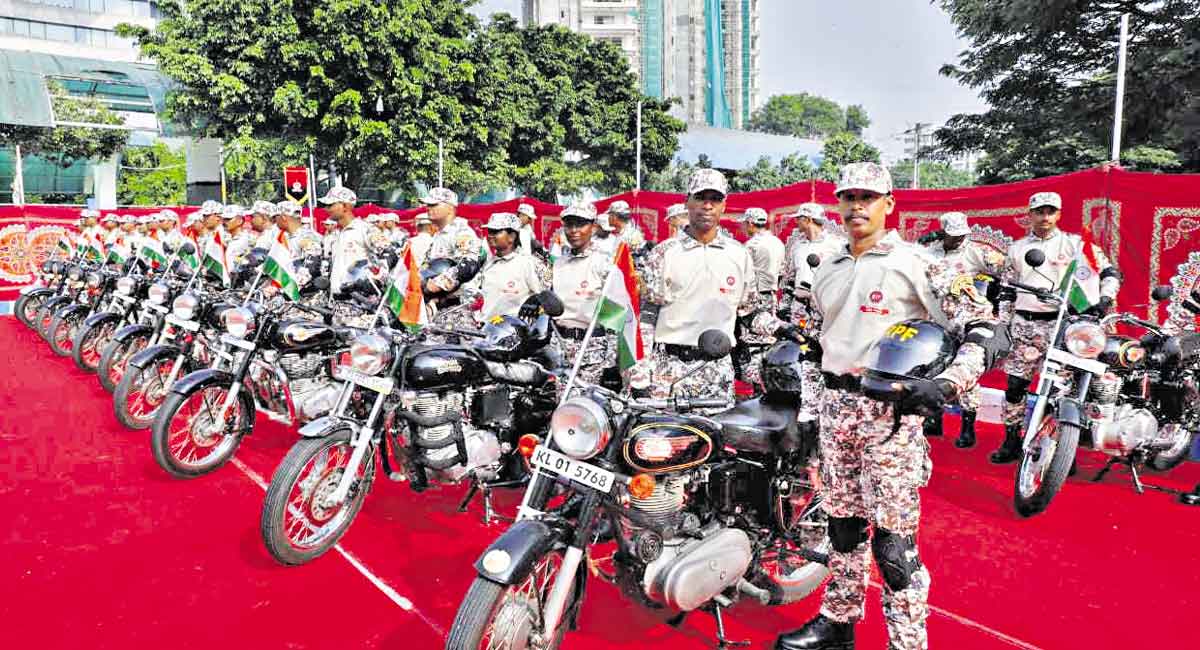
[349,333,392,375]
[550,397,611,460]
[86,272,101,288]
[1065,322,1107,359]
[148,282,170,305]
[172,293,199,321]
[116,277,136,295]
[223,306,256,339]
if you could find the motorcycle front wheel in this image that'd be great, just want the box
[1014,416,1080,517]
[446,550,574,650]
[150,381,248,478]
[35,303,58,341]
[72,318,117,372]
[15,293,43,328]
[113,354,179,429]
[260,430,376,566]
[48,310,83,357]
[97,332,150,393]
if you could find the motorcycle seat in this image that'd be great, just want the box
[712,394,800,454]
[485,360,550,387]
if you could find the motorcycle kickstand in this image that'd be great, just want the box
[704,602,750,649]
[1092,457,1122,483]
[457,482,479,513]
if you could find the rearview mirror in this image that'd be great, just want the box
[312,277,330,291]
[806,253,822,269]
[1024,249,1046,268]
[1151,285,1173,302]
[177,242,196,256]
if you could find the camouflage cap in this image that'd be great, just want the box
[184,212,202,226]
[80,208,100,218]
[318,186,358,205]
[101,213,118,224]
[940,211,971,237]
[382,212,399,223]
[415,213,432,225]
[1029,191,1062,210]
[666,203,688,219]
[275,200,302,216]
[420,186,458,207]
[743,207,768,225]
[251,200,278,216]
[199,200,223,215]
[365,212,383,223]
[596,212,616,232]
[687,168,729,197]
[222,204,245,220]
[517,203,536,218]
[607,200,631,217]
[118,214,138,224]
[137,214,158,224]
[560,201,598,222]
[485,212,522,231]
[835,162,893,196]
[158,209,179,222]
[793,202,827,224]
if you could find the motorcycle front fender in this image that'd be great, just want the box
[55,303,90,321]
[111,323,155,346]
[169,368,236,397]
[19,286,51,297]
[297,416,351,439]
[473,519,562,586]
[129,343,183,372]
[83,310,121,330]
[43,296,72,313]
[1056,397,1085,429]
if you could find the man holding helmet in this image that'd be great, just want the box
[775,162,1004,650]
[320,186,369,296]
[989,191,1121,464]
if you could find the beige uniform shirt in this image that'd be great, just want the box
[329,220,371,294]
[783,231,847,296]
[517,224,537,256]
[553,242,613,329]
[409,232,433,268]
[928,239,1005,278]
[591,234,618,258]
[224,229,255,271]
[643,228,759,345]
[475,251,550,321]
[427,217,482,263]
[1004,230,1118,314]
[254,225,280,251]
[745,230,786,293]
[389,227,410,249]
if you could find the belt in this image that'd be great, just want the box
[821,372,861,392]
[660,343,709,363]
[1016,310,1057,322]
[434,296,462,309]
[558,326,590,341]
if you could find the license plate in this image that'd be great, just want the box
[113,293,135,302]
[531,446,615,494]
[220,333,256,351]
[145,303,168,313]
[165,314,199,331]
[1046,348,1107,375]
[333,365,394,395]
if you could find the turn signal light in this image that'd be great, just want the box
[628,473,656,500]
[518,434,540,459]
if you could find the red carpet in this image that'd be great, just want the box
[1,315,1198,649]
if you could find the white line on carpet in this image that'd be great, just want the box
[869,579,1045,650]
[231,457,447,638]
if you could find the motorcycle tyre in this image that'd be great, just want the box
[15,293,42,328]
[113,353,179,430]
[150,380,250,479]
[1014,420,1080,518]
[446,551,573,650]
[72,318,116,373]
[259,430,376,566]
[97,333,150,394]
[48,310,82,357]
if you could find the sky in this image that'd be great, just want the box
[470,0,989,160]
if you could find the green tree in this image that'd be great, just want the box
[748,93,848,139]
[889,159,976,189]
[644,159,697,192]
[817,132,881,181]
[0,81,126,168]
[935,0,1198,182]
[730,154,816,192]
[118,142,187,205]
[846,104,871,136]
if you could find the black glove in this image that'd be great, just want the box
[776,307,792,322]
[1090,296,1115,316]
[898,378,956,417]
[773,324,807,343]
[518,297,542,321]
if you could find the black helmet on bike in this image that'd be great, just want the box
[760,338,820,394]
[473,315,530,362]
[861,319,959,403]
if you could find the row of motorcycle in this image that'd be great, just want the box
[12,242,1200,649]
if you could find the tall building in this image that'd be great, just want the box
[525,0,759,129]
[0,0,157,63]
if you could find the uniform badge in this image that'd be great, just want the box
[726,276,736,286]
[869,290,883,304]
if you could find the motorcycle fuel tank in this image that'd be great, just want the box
[403,345,488,390]
[275,318,339,352]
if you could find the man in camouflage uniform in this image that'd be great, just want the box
[275,201,322,259]
[469,212,552,322]
[591,212,619,257]
[319,187,370,296]
[409,213,434,267]
[551,202,618,397]
[989,191,1122,463]
[516,203,539,257]
[733,207,786,390]
[606,200,646,250]
[420,187,485,331]
[776,163,1005,650]
[633,169,788,403]
[665,203,689,239]
[921,211,1006,447]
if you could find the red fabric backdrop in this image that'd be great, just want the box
[3,166,1198,318]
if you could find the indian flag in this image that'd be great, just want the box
[84,233,105,261]
[1059,255,1101,313]
[179,237,199,269]
[263,230,300,301]
[141,231,168,268]
[202,230,230,286]
[593,242,644,371]
[383,244,426,330]
[108,237,130,265]
[57,235,72,255]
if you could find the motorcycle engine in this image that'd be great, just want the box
[400,390,503,484]
[254,351,340,423]
[641,523,753,611]
[1092,402,1159,454]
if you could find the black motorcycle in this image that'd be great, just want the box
[445,331,830,650]
[15,255,74,330]
[33,258,92,342]
[258,292,564,566]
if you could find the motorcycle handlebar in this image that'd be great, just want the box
[427,326,486,339]
[1005,280,1061,302]
[633,397,729,412]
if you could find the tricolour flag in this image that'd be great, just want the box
[383,244,426,331]
[202,230,230,286]
[107,236,130,265]
[263,230,300,301]
[140,231,168,268]
[57,235,72,255]
[1059,255,1100,313]
[594,242,644,371]
[84,232,105,261]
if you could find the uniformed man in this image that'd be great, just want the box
[471,212,551,322]
[634,169,786,402]
[250,200,279,250]
[665,203,689,238]
[410,213,434,267]
[516,203,538,256]
[779,203,846,330]
[606,200,646,250]
[591,213,618,257]
[552,202,618,393]
[321,217,340,259]
[921,211,1006,447]
[221,205,255,271]
[319,186,369,295]
[733,207,787,389]
[775,163,1003,650]
[275,200,322,259]
[383,213,410,249]
[989,191,1121,464]
[364,212,393,252]
[421,186,484,291]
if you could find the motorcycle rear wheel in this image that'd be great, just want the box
[150,382,248,478]
[48,311,82,357]
[98,333,150,393]
[260,431,376,566]
[72,319,117,372]
[446,549,573,650]
[1145,424,1195,472]
[1014,417,1079,517]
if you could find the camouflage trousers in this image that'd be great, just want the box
[818,390,932,650]
[638,345,735,403]
[557,331,617,400]
[957,383,982,413]
[1000,316,1054,425]
[799,360,825,422]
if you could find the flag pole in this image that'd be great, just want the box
[558,268,616,404]
[308,153,318,218]
[1111,13,1130,164]
[636,100,643,191]
[13,144,25,207]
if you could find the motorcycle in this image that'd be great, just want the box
[149,253,353,479]
[15,255,73,329]
[94,258,168,393]
[1013,250,1200,516]
[445,331,830,650]
[33,258,92,342]
[258,289,564,566]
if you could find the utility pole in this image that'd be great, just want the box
[899,122,932,189]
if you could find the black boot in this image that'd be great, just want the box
[923,414,943,437]
[1181,484,1200,506]
[990,423,1023,464]
[954,411,977,448]
[775,615,855,650]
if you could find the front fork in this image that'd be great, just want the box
[537,490,599,644]
[329,384,389,504]
[1023,369,1091,451]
